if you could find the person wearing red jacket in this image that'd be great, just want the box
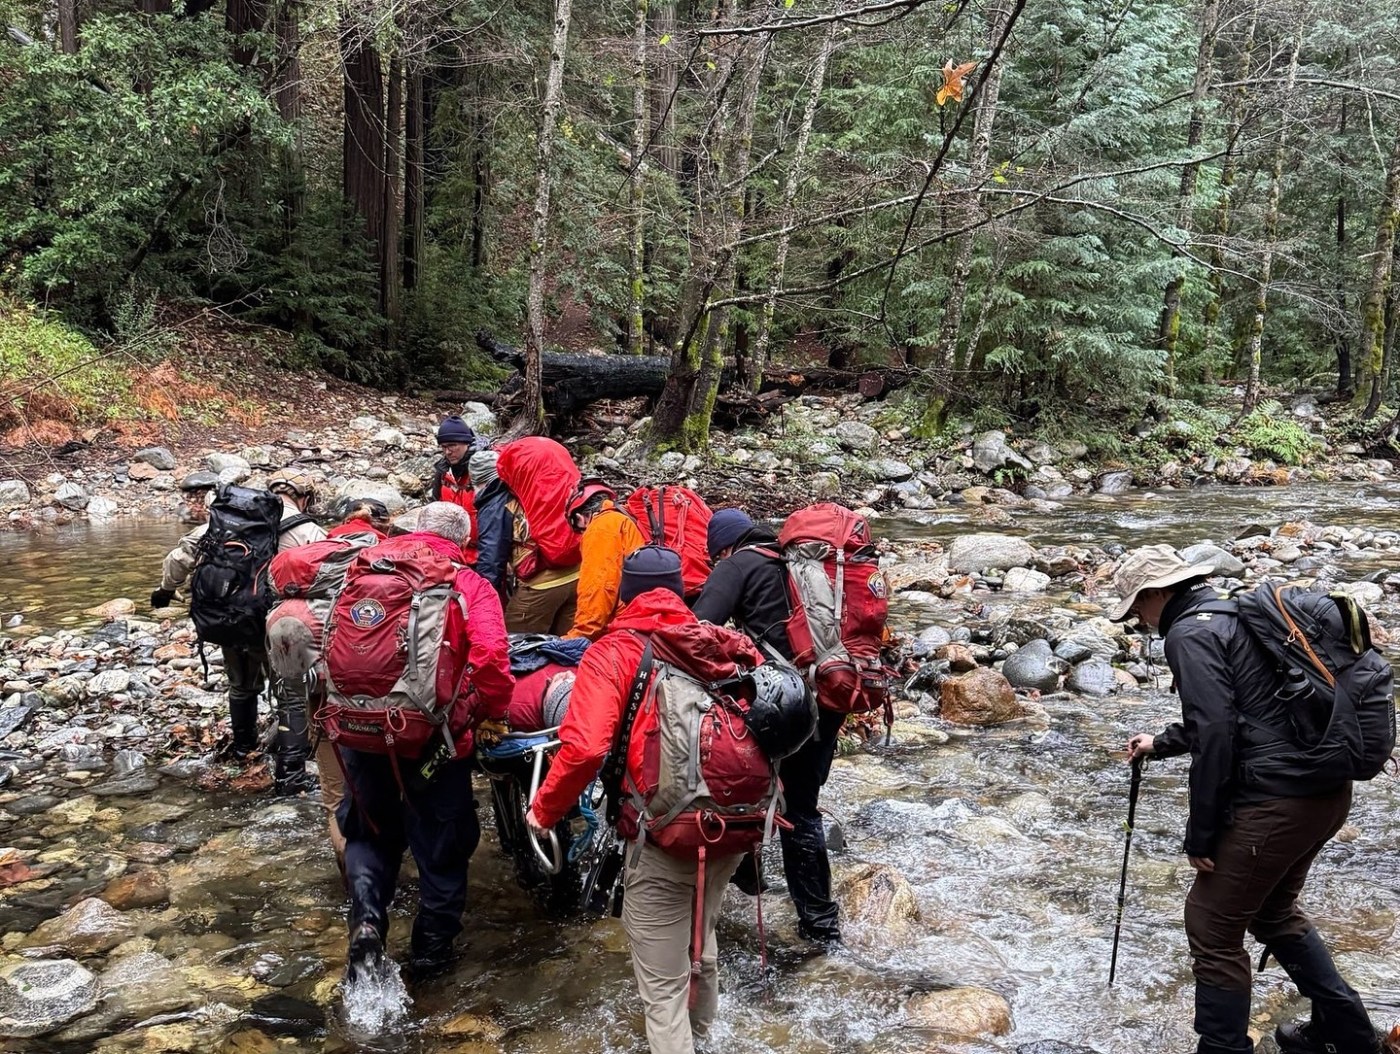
[527,547,754,1054]
[340,502,514,982]
[429,416,482,564]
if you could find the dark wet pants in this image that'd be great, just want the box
[751,708,845,941]
[223,644,266,752]
[336,750,480,964]
[1185,786,1375,1053]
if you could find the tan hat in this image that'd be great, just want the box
[1109,544,1216,621]
[267,468,318,499]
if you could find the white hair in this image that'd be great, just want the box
[418,501,472,544]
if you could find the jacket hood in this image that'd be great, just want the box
[737,525,779,549]
[397,531,467,563]
[610,587,695,632]
[612,588,763,681]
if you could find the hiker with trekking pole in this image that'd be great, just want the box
[1111,544,1394,1054]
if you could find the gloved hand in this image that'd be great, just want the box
[150,589,175,610]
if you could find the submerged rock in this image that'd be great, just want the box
[903,985,1012,1036]
[948,534,1037,573]
[939,669,1021,725]
[101,869,169,911]
[21,898,137,957]
[1066,660,1117,697]
[0,959,99,1037]
[1001,640,1063,693]
[1178,542,1244,577]
[838,863,921,942]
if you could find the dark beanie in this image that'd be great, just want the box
[707,508,755,560]
[436,416,475,444]
[620,545,685,604]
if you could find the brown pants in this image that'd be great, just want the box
[622,841,743,1054]
[314,736,347,866]
[1184,786,1352,990]
[505,578,578,635]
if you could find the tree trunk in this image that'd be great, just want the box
[404,67,425,291]
[1240,31,1301,416]
[1156,0,1220,389]
[626,0,649,356]
[469,61,491,271]
[748,24,833,390]
[1334,96,1353,400]
[928,0,1013,371]
[380,52,403,330]
[274,0,303,239]
[515,0,575,436]
[341,30,385,250]
[225,0,268,67]
[58,0,78,53]
[650,1,680,178]
[1201,3,1256,361]
[1357,128,1400,418]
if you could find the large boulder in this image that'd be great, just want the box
[0,479,31,505]
[1097,470,1134,495]
[53,482,89,511]
[972,430,1013,473]
[1178,542,1244,577]
[903,986,1012,1036]
[1066,660,1117,697]
[1001,640,1063,693]
[837,863,921,943]
[336,480,406,514]
[1002,567,1050,592]
[939,669,1021,725]
[460,401,497,435]
[949,534,1037,573]
[132,447,177,471]
[20,898,137,957]
[205,452,251,477]
[831,420,880,453]
[0,960,99,1038]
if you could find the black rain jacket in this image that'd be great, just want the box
[692,526,795,661]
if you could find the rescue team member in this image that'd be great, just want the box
[1116,546,1382,1054]
[151,469,325,756]
[429,416,481,563]
[693,507,844,946]
[340,503,514,981]
[526,547,745,1054]
[564,478,645,641]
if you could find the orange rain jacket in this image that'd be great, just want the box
[564,504,645,641]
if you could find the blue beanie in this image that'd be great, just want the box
[707,508,755,560]
[620,545,685,604]
[436,417,476,445]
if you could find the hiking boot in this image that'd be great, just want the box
[1276,1019,1383,1054]
[346,923,386,983]
[728,854,771,897]
[797,922,842,949]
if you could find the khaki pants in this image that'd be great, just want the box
[622,841,742,1054]
[314,736,347,866]
[505,578,578,635]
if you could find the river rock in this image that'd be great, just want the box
[911,625,953,658]
[21,898,137,957]
[40,674,89,705]
[102,869,169,910]
[54,482,89,511]
[972,430,1030,474]
[98,952,192,1020]
[0,479,31,505]
[1025,442,1058,464]
[832,420,880,453]
[88,670,131,697]
[0,959,99,1038]
[904,986,1012,1036]
[1178,542,1244,576]
[948,534,1036,573]
[1216,456,1252,483]
[460,401,497,435]
[838,863,920,941]
[939,669,1020,725]
[1001,640,1062,692]
[86,496,118,521]
[870,458,915,482]
[937,643,978,673]
[1002,567,1050,592]
[336,479,406,513]
[206,452,251,477]
[1066,660,1117,697]
[1097,470,1133,495]
[1334,581,1384,606]
[133,447,177,471]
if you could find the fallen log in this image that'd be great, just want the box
[476,330,671,413]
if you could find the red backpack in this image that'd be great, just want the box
[496,437,582,577]
[264,534,378,690]
[775,504,893,721]
[317,538,473,758]
[624,486,713,598]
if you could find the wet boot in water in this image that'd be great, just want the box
[227,696,261,757]
[272,691,313,795]
[728,853,772,897]
[1270,929,1382,1054]
[1192,984,1256,1054]
[346,923,387,984]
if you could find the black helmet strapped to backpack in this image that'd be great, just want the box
[740,663,818,761]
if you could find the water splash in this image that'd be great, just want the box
[340,958,412,1037]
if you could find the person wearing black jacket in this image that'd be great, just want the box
[692,508,844,946]
[1116,545,1379,1054]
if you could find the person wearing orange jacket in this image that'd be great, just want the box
[563,478,645,641]
[429,416,481,564]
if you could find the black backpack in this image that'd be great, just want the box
[1208,584,1397,782]
[190,485,312,649]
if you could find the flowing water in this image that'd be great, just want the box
[3,485,1400,1054]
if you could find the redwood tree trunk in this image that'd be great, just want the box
[58,0,78,53]
[341,31,386,250]
[1357,128,1400,418]
[626,0,648,356]
[381,52,403,330]
[403,67,425,292]
[651,1,680,178]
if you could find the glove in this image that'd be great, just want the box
[475,719,508,747]
[150,589,175,610]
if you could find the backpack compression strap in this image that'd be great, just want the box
[277,513,317,535]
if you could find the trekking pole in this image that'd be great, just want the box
[1108,753,1145,986]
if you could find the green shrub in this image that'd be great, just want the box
[1233,404,1317,465]
[0,301,135,423]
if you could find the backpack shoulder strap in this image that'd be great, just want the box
[278,513,316,535]
[603,634,655,825]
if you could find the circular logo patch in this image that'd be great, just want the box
[349,599,387,628]
[868,573,888,600]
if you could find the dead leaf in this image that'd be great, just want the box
[935,60,979,106]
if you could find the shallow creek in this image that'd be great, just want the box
[2,485,1399,1053]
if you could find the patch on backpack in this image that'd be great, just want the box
[1196,613,1214,621]
[869,574,888,599]
[349,599,387,628]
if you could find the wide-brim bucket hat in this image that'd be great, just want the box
[1109,544,1216,621]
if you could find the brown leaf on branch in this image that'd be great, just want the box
[936,60,978,105]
